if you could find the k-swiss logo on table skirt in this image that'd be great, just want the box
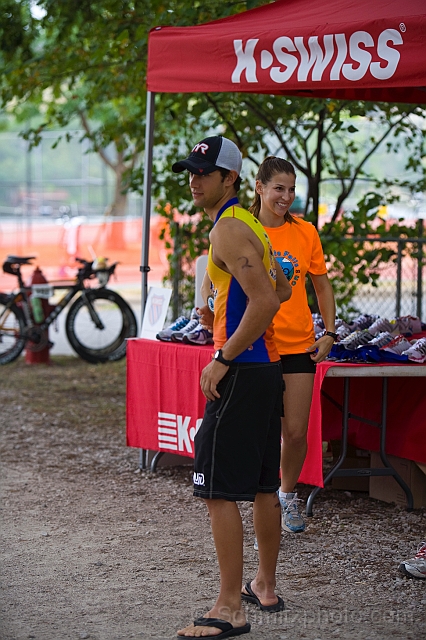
[157,412,203,454]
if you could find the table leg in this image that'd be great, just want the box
[306,377,414,517]
[138,448,148,470]
[373,379,414,511]
[150,450,165,472]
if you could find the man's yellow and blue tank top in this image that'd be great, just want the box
[207,198,280,363]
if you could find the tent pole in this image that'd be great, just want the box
[140,90,156,319]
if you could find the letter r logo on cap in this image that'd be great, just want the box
[192,143,209,154]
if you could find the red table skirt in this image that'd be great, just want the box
[126,339,426,487]
[126,339,212,457]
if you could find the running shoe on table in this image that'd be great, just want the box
[350,314,378,331]
[312,313,324,329]
[312,313,324,338]
[182,324,214,346]
[368,331,394,348]
[339,330,375,350]
[394,315,423,336]
[171,308,200,342]
[335,323,352,341]
[380,334,412,355]
[368,317,397,336]
[156,315,189,342]
[335,318,352,331]
[402,337,426,363]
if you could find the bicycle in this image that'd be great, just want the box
[0,255,137,365]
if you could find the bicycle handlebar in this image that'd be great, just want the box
[2,255,118,287]
[75,257,118,285]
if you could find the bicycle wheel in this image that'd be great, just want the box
[0,293,26,364]
[65,289,137,363]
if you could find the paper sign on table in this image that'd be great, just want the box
[140,286,172,340]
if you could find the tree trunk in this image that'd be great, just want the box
[309,177,320,229]
[310,108,326,229]
[79,114,130,251]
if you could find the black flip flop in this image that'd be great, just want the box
[178,617,251,639]
[241,581,285,612]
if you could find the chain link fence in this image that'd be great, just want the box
[332,235,425,322]
[168,225,426,323]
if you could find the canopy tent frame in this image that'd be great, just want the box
[140,90,155,315]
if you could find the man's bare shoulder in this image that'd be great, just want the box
[211,216,255,242]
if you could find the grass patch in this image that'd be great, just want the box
[0,356,127,432]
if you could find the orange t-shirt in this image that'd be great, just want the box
[263,218,327,355]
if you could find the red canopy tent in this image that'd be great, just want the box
[148,0,426,103]
[140,0,426,308]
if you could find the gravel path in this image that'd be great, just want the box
[0,359,425,640]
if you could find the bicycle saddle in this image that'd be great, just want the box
[5,255,36,264]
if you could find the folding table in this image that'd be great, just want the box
[306,363,426,516]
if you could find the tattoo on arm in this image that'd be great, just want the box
[238,256,253,269]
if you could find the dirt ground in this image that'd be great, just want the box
[1,356,425,640]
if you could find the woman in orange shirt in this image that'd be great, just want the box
[250,156,336,534]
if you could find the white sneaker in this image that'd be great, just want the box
[381,334,412,355]
[368,317,397,336]
[395,315,422,336]
[369,332,394,348]
[402,337,426,363]
[171,308,200,342]
[156,315,189,342]
[350,314,378,330]
[182,324,214,345]
[399,542,426,579]
[340,330,375,350]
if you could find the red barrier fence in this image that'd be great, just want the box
[0,216,168,290]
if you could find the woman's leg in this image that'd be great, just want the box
[280,372,315,493]
[278,372,315,533]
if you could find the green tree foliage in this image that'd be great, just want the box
[156,92,425,222]
[0,0,271,219]
[318,193,423,317]
[145,90,425,312]
[1,1,424,313]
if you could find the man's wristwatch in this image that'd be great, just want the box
[325,331,338,341]
[214,349,233,366]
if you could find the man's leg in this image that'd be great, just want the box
[178,499,247,637]
[206,499,246,616]
[244,491,281,606]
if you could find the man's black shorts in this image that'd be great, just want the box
[193,360,283,502]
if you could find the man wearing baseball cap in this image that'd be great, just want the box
[172,134,243,176]
[175,136,291,639]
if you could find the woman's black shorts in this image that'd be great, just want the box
[280,352,316,374]
[193,360,283,502]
